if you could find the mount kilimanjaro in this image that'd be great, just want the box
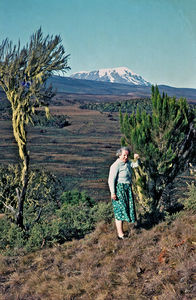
[70,67,151,86]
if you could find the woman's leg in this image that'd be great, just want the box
[115,219,124,237]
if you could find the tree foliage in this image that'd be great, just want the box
[0,165,62,222]
[0,28,70,227]
[80,98,152,113]
[120,85,195,214]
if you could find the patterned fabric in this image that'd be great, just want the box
[112,183,136,222]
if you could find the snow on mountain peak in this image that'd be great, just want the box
[70,67,151,86]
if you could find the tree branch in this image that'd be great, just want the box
[2,202,16,215]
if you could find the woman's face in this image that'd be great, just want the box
[119,150,129,163]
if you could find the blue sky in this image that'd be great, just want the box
[0,0,196,88]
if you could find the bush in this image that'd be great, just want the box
[60,190,95,206]
[91,201,113,224]
[0,166,113,255]
[0,164,62,220]
[183,182,196,212]
[31,110,70,128]
[0,218,27,255]
[53,202,95,242]
[52,194,113,243]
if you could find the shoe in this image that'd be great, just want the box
[117,235,127,240]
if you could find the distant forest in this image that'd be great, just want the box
[80,98,195,114]
[80,98,151,113]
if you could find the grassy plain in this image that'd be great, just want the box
[0,94,123,202]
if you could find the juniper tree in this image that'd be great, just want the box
[0,28,70,228]
[120,85,195,215]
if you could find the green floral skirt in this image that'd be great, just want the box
[112,183,136,222]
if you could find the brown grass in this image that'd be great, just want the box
[0,99,191,202]
[0,100,122,201]
[0,96,195,299]
[0,213,195,299]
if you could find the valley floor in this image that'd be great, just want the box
[0,98,122,202]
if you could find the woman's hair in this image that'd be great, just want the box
[116,147,130,157]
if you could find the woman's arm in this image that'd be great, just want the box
[108,162,119,200]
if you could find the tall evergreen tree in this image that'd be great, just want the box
[0,28,70,228]
[120,85,195,214]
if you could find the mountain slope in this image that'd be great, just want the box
[47,76,196,102]
[70,67,151,86]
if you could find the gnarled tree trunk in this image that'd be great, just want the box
[12,104,29,228]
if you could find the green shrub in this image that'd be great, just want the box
[25,221,58,252]
[0,164,21,211]
[31,110,70,128]
[183,182,196,212]
[0,164,62,220]
[0,217,27,255]
[91,201,113,224]
[60,190,95,206]
[120,86,195,217]
[0,167,113,255]
[53,202,95,242]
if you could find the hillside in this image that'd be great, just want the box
[1,77,196,104]
[46,76,196,103]
[0,210,195,299]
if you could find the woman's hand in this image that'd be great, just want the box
[111,194,117,200]
[134,153,140,160]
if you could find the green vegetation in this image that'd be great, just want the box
[0,183,195,299]
[120,86,196,217]
[0,99,70,128]
[0,30,195,298]
[80,98,152,113]
[31,110,70,128]
[0,165,113,256]
[0,84,195,298]
[0,28,70,228]
[182,182,196,212]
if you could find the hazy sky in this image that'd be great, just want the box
[1,0,196,88]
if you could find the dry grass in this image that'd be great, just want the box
[0,212,195,300]
[0,95,195,299]
[0,98,192,202]
[0,100,121,202]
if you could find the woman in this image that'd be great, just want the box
[108,147,139,239]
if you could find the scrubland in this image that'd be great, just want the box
[0,95,195,299]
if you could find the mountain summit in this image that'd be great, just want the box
[70,67,151,86]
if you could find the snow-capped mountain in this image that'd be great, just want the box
[70,67,151,86]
